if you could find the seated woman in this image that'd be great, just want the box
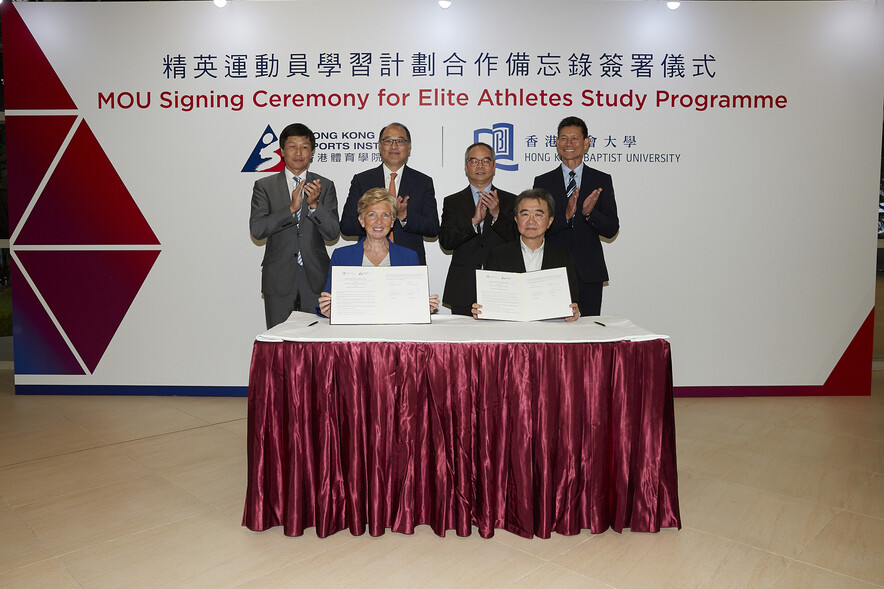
[318,187,440,318]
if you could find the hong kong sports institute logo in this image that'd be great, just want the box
[241,124,286,173]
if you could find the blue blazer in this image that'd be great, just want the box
[533,166,618,283]
[322,237,421,293]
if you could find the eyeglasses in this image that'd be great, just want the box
[380,138,409,146]
[467,157,494,166]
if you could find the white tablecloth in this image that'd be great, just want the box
[256,312,668,344]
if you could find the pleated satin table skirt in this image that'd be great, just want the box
[242,336,680,538]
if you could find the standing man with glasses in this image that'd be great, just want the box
[439,142,517,316]
[340,122,439,264]
[250,122,340,328]
[533,116,619,316]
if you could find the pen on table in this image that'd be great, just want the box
[594,321,606,327]
[307,320,318,327]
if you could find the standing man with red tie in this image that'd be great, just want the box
[533,116,619,316]
[340,122,439,265]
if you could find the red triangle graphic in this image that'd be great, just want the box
[16,120,160,246]
[0,3,77,110]
[822,309,873,395]
[5,115,77,235]
[16,250,161,373]
[10,259,85,375]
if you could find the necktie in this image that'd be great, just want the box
[566,170,577,201]
[293,175,303,266]
[388,172,397,198]
[476,191,487,232]
[293,175,302,221]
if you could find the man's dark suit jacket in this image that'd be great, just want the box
[340,164,439,265]
[439,186,517,311]
[484,239,580,303]
[533,166,619,283]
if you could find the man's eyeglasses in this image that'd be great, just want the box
[467,157,494,166]
[380,138,409,146]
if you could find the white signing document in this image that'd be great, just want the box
[475,267,572,322]
[331,265,431,325]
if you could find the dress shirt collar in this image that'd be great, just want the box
[561,162,584,185]
[470,183,492,205]
[519,237,545,273]
[286,168,307,193]
[383,164,403,194]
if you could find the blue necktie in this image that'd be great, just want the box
[566,170,577,201]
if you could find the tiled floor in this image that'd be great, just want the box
[0,368,881,588]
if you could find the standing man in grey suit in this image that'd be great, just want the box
[250,123,339,328]
[340,122,439,264]
[440,142,517,315]
[533,116,619,316]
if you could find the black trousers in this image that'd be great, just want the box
[577,280,603,317]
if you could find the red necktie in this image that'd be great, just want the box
[388,172,397,198]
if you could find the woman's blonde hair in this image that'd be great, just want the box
[357,187,398,218]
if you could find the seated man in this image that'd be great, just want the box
[472,188,580,322]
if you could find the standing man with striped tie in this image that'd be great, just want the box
[533,116,619,316]
[250,123,340,328]
[339,122,439,265]
[439,142,518,315]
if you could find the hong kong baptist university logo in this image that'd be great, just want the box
[474,123,518,172]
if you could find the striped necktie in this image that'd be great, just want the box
[566,170,577,201]
[293,175,303,266]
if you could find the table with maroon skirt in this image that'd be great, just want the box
[242,314,680,538]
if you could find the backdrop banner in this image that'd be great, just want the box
[3,0,882,395]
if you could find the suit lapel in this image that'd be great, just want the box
[388,241,411,265]
[397,165,412,196]
[276,171,290,200]
[540,243,552,270]
[457,187,475,218]
[580,166,597,194]
[272,172,293,219]
[511,241,528,272]
[373,165,385,188]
